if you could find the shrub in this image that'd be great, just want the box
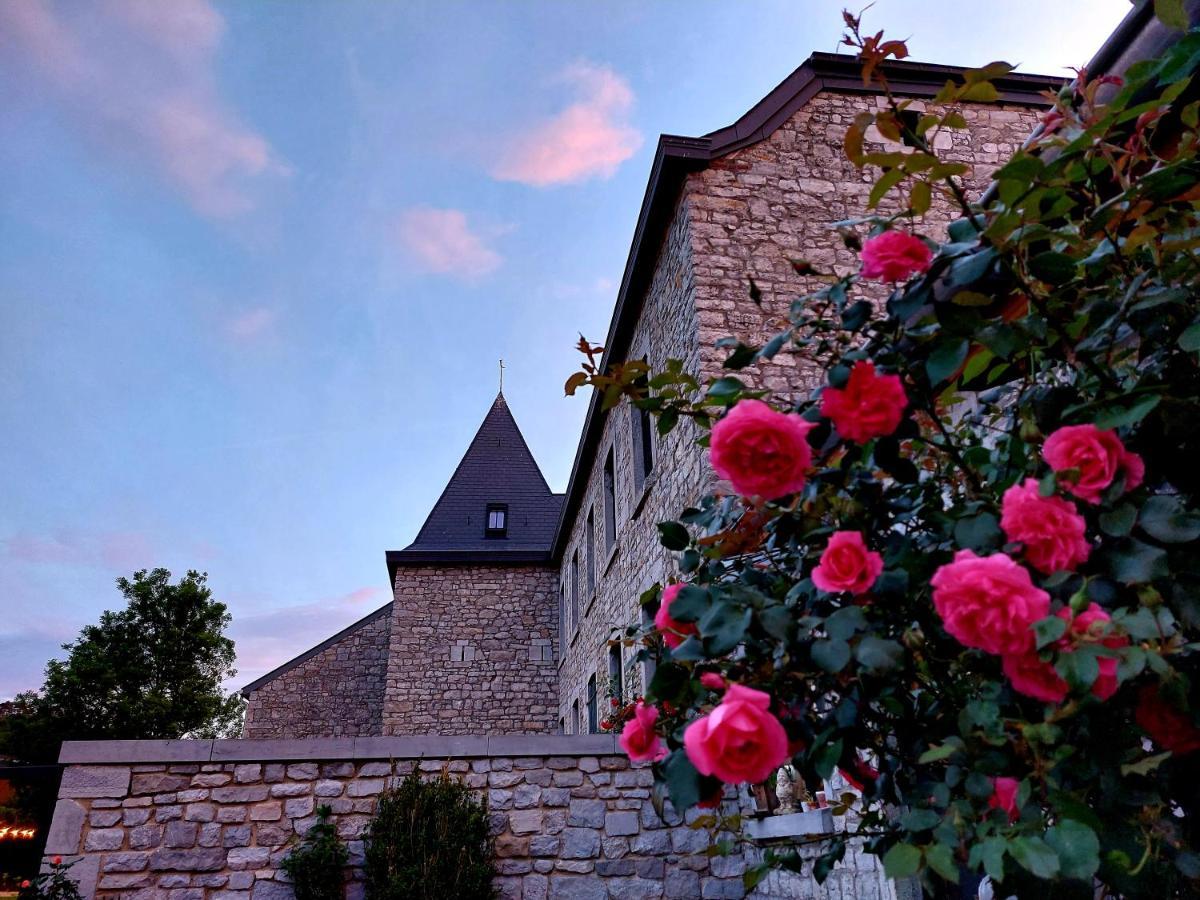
[17,857,83,900]
[280,805,348,900]
[363,771,494,900]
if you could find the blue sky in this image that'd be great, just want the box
[0,0,1131,697]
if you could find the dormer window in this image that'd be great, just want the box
[485,504,508,538]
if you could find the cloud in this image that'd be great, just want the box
[395,207,503,279]
[3,529,158,571]
[229,586,386,683]
[0,0,287,218]
[491,62,642,187]
[224,307,278,341]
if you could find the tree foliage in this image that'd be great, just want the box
[281,805,349,900]
[0,568,243,764]
[571,14,1200,898]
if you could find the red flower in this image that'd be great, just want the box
[820,361,908,443]
[683,685,790,784]
[699,672,727,691]
[1043,424,1144,504]
[860,230,933,282]
[812,531,884,595]
[1002,651,1068,703]
[654,583,698,649]
[618,701,668,763]
[710,399,814,500]
[1000,479,1090,574]
[988,777,1020,822]
[1136,684,1200,755]
[931,550,1050,656]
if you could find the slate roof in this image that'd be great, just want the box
[388,393,562,576]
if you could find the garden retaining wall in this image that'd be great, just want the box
[45,736,896,900]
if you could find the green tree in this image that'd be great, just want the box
[0,568,243,764]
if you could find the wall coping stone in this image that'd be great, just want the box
[59,734,619,764]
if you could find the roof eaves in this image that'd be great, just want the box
[239,601,394,696]
[386,548,553,584]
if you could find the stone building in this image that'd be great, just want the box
[242,52,1054,741]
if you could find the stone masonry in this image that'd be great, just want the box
[45,736,892,900]
[242,607,391,740]
[383,565,559,735]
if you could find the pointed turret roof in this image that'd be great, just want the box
[388,393,562,573]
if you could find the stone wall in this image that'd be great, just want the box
[45,736,895,900]
[242,607,391,740]
[383,564,560,735]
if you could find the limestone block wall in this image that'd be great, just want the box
[242,606,392,740]
[44,736,895,900]
[383,564,560,735]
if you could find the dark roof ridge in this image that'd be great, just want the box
[550,52,1063,560]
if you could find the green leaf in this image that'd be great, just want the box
[667,586,709,623]
[707,376,745,401]
[1028,251,1077,285]
[1100,504,1137,537]
[1010,836,1060,879]
[1093,394,1161,430]
[954,511,1001,551]
[700,604,752,656]
[1120,750,1173,777]
[927,339,970,385]
[901,809,941,832]
[657,521,690,551]
[1139,495,1200,543]
[661,749,701,811]
[970,836,1007,882]
[825,606,867,640]
[1109,538,1170,585]
[947,247,997,287]
[925,842,960,883]
[868,168,908,209]
[882,843,923,880]
[811,638,851,673]
[917,741,960,764]
[812,840,846,884]
[1155,0,1189,30]
[855,636,904,673]
[1046,820,1101,881]
[1180,321,1200,352]
[758,605,793,641]
[1033,615,1068,650]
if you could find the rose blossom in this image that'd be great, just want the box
[655,583,698,649]
[1002,651,1068,703]
[699,672,727,691]
[931,550,1050,656]
[1136,684,1200,755]
[820,361,908,443]
[1043,424,1145,503]
[1061,603,1127,701]
[812,531,884,595]
[1000,478,1091,574]
[988,777,1020,822]
[860,230,933,282]
[683,684,790,784]
[710,399,814,500]
[618,701,668,763]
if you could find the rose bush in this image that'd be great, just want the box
[569,11,1200,898]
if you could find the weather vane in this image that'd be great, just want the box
[499,358,505,393]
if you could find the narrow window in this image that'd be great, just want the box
[631,402,654,492]
[586,675,598,734]
[572,698,582,735]
[585,508,595,600]
[640,600,659,689]
[608,644,623,705]
[559,584,568,656]
[560,717,566,735]
[485,503,508,538]
[603,448,617,552]
[571,551,580,633]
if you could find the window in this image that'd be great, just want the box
[586,675,598,734]
[640,600,659,688]
[559,584,568,656]
[485,504,508,538]
[585,508,596,595]
[608,645,623,705]
[572,698,582,735]
[603,448,617,552]
[570,551,581,633]
[560,717,566,735]
[631,402,654,492]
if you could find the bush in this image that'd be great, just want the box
[281,805,348,900]
[17,857,83,900]
[363,771,494,900]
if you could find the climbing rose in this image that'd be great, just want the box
[655,583,698,649]
[1135,684,1200,755]
[860,230,933,282]
[812,531,884,595]
[839,758,879,792]
[988,777,1020,822]
[999,479,1091,574]
[1062,603,1127,701]
[709,399,814,500]
[1002,651,1068,703]
[1043,424,1145,503]
[820,361,908,443]
[699,672,727,691]
[618,702,668,763]
[930,550,1050,656]
[684,684,790,784]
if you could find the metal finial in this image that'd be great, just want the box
[499,358,505,394]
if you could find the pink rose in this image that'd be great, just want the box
[820,361,908,444]
[1002,651,1068,703]
[1061,604,1127,701]
[812,531,884,595]
[930,550,1050,656]
[655,583,698,650]
[619,701,668,763]
[709,399,814,500]
[988,776,1020,822]
[699,672,727,691]
[683,684,790,785]
[1000,479,1091,574]
[860,230,933,282]
[1043,424,1144,503]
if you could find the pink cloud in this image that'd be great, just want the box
[395,207,504,279]
[224,307,278,341]
[491,62,643,187]
[3,528,156,571]
[0,0,286,218]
